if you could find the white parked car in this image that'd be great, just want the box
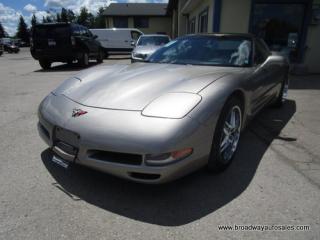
[131,34,171,62]
[90,28,143,56]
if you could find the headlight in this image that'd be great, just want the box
[132,52,147,59]
[142,93,201,119]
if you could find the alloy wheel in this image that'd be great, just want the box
[219,105,242,163]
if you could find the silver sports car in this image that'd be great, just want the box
[38,33,289,183]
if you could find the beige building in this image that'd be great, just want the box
[168,0,320,73]
[103,3,172,36]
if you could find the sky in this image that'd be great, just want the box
[0,0,168,36]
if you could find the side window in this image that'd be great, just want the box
[131,31,141,41]
[254,40,269,65]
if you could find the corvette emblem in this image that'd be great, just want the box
[72,108,87,118]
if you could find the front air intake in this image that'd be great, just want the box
[88,150,143,165]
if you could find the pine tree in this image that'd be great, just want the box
[77,7,90,27]
[67,9,76,23]
[0,21,5,38]
[60,8,68,22]
[46,16,53,23]
[16,16,30,44]
[56,13,61,22]
[94,7,106,28]
[42,16,47,23]
[31,14,37,28]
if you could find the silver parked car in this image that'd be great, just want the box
[38,34,289,183]
[131,34,170,62]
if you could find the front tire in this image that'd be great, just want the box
[96,50,104,63]
[39,59,51,70]
[78,52,89,67]
[208,97,243,173]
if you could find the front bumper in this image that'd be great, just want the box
[38,94,212,183]
[131,53,150,62]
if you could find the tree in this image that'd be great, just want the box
[94,7,106,28]
[0,21,5,38]
[60,8,68,22]
[67,9,76,23]
[77,7,90,27]
[46,15,53,23]
[42,16,47,23]
[31,14,37,28]
[56,13,61,22]
[16,16,30,44]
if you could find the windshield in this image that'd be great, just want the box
[33,26,70,39]
[137,36,170,46]
[148,35,252,67]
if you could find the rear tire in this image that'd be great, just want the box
[273,74,289,108]
[39,59,51,70]
[208,97,243,173]
[78,52,89,67]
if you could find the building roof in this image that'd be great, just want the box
[103,3,168,16]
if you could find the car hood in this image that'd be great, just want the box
[54,63,239,111]
[133,45,160,55]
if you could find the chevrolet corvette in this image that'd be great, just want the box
[38,33,289,183]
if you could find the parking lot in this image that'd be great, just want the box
[0,48,319,239]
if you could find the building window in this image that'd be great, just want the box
[188,17,196,34]
[250,3,306,63]
[113,17,128,28]
[198,8,209,33]
[134,17,149,28]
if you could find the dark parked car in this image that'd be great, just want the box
[1,39,20,53]
[30,23,104,69]
[4,43,20,53]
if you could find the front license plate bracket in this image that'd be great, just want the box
[52,154,70,169]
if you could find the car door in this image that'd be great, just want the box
[250,39,273,113]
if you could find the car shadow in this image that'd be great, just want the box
[34,62,100,72]
[41,100,296,226]
[289,74,320,90]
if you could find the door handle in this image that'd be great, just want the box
[124,40,129,43]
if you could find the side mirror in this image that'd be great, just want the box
[93,35,98,40]
[131,40,136,47]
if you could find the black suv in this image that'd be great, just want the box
[30,23,104,69]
